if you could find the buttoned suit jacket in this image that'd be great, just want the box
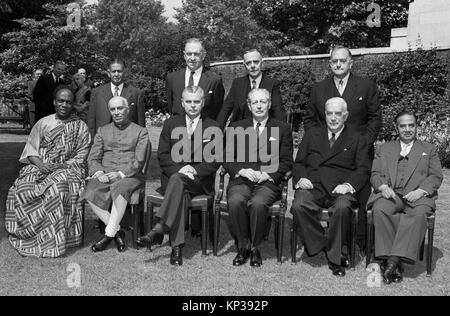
[165,69,225,120]
[157,114,221,195]
[33,73,62,120]
[303,73,381,146]
[88,82,145,137]
[224,117,293,194]
[293,126,370,197]
[367,140,443,210]
[216,74,286,128]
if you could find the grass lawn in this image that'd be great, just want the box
[1,130,449,296]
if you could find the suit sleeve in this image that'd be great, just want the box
[165,74,173,114]
[270,79,287,122]
[303,84,320,131]
[192,126,221,177]
[88,87,97,137]
[346,134,370,193]
[364,80,381,145]
[370,145,387,192]
[293,131,311,187]
[211,76,225,120]
[87,127,105,176]
[122,128,149,177]
[157,120,182,176]
[419,145,443,195]
[268,124,293,184]
[216,81,236,129]
[136,89,146,127]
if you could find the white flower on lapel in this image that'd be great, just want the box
[358,97,363,101]
[269,137,277,141]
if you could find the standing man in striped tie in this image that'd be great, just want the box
[88,58,146,137]
[165,38,225,120]
[303,45,382,250]
[216,49,287,129]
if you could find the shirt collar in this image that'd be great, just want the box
[186,114,201,125]
[400,140,414,148]
[333,72,350,87]
[249,74,263,88]
[186,66,203,77]
[253,117,269,129]
[111,83,124,95]
[328,126,345,140]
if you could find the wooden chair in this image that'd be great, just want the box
[81,144,152,249]
[143,188,213,255]
[213,168,292,263]
[290,207,359,269]
[365,209,435,277]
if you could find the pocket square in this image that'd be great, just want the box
[269,137,277,141]
[202,138,212,143]
[422,152,428,156]
[358,97,363,101]
[343,148,348,152]
[208,91,213,94]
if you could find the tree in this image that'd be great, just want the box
[175,0,284,61]
[249,0,409,54]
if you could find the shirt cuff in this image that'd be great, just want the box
[118,171,126,179]
[343,183,356,194]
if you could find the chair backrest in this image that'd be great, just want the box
[142,140,152,178]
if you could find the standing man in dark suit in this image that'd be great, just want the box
[216,49,286,129]
[27,68,43,127]
[137,86,221,266]
[88,58,145,137]
[224,88,293,267]
[291,97,370,277]
[304,45,382,248]
[165,38,225,120]
[33,61,67,121]
[368,111,443,284]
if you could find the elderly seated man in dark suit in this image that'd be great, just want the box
[368,110,443,284]
[81,96,149,253]
[291,97,370,277]
[224,88,293,267]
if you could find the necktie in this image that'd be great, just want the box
[187,119,195,136]
[188,71,195,87]
[114,85,119,96]
[255,122,261,135]
[338,79,344,95]
[252,79,257,90]
[329,133,336,148]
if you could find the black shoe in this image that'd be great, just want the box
[136,230,164,250]
[341,254,350,269]
[383,262,397,284]
[233,248,250,266]
[328,262,346,277]
[91,235,114,252]
[392,263,404,283]
[170,246,183,266]
[250,248,263,267]
[114,230,126,252]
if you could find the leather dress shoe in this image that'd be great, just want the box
[91,235,114,252]
[382,262,397,284]
[392,263,404,283]
[328,262,346,277]
[250,248,263,267]
[170,246,183,266]
[233,248,250,266]
[341,255,350,269]
[136,230,163,250]
[114,230,126,252]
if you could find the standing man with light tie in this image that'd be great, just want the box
[88,58,145,137]
[303,45,382,250]
[165,38,225,120]
[216,49,286,129]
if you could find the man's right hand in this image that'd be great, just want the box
[378,184,396,199]
[238,169,260,182]
[295,178,314,190]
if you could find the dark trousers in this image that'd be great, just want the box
[156,173,205,247]
[291,187,356,266]
[227,183,280,249]
[373,196,432,264]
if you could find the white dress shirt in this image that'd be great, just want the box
[253,117,269,135]
[333,73,350,95]
[111,83,124,96]
[186,114,201,136]
[249,74,262,89]
[400,140,414,157]
[185,66,203,87]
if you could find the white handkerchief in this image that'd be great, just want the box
[202,138,211,143]
[422,152,428,156]
[358,97,363,100]
[269,137,277,141]
[343,148,348,151]
[208,91,213,94]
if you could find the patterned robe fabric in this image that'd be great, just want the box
[5,115,91,258]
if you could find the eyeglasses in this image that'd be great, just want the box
[250,99,269,106]
[184,52,203,58]
[330,58,349,65]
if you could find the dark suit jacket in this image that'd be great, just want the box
[216,74,286,128]
[88,82,145,137]
[224,117,293,193]
[33,73,62,120]
[368,140,443,210]
[165,69,225,120]
[293,126,370,197]
[304,73,381,146]
[157,114,221,195]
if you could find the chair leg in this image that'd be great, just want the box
[277,215,285,264]
[350,209,358,270]
[81,202,85,247]
[427,219,435,277]
[201,205,208,256]
[273,216,279,250]
[213,203,221,256]
[291,220,298,264]
[366,210,373,268]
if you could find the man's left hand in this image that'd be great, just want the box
[332,184,352,195]
[404,190,427,203]
[257,172,272,184]
[105,172,122,182]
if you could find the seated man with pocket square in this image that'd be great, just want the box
[224,88,293,267]
[136,86,221,266]
[367,110,443,284]
[291,97,370,277]
[81,96,150,253]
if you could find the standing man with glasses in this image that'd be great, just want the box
[88,58,145,137]
[216,49,286,129]
[304,45,381,250]
[165,38,225,120]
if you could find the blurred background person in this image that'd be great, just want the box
[27,68,43,128]
[72,72,91,124]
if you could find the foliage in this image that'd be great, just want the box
[0,72,28,99]
[127,74,167,112]
[145,108,171,127]
[175,0,284,61]
[249,0,409,54]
